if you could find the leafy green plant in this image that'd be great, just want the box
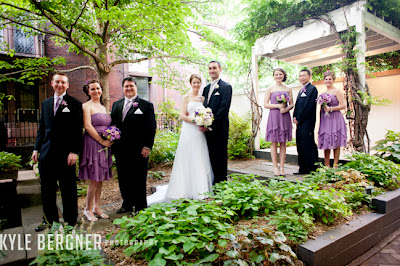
[0,152,22,171]
[30,223,105,266]
[76,181,88,197]
[148,171,166,180]
[222,226,297,265]
[211,174,276,217]
[373,130,400,164]
[156,99,181,132]
[269,180,352,224]
[268,209,314,243]
[345,152,400,190]
[149,130,179,168]
[113,200,235,265]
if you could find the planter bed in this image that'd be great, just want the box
[298,188,400,266]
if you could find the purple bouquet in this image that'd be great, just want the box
[276,93,290,105]
[316,93,332,116]
[102,125,121,141]
[98,125,121,158]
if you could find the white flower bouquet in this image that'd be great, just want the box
[194,106,214,130]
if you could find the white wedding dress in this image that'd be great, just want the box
[147,101,214,206]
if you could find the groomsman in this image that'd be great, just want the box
[111,77,156,213]
[293,69,318,174]
[202,61,233,184]
[32,73,83,231]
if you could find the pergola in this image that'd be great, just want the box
[251,1,400,149]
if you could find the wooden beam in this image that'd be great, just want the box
[365,11,400,44]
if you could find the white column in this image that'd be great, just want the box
[251,47,260,150]
[355,5,366,91]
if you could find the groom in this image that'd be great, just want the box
[111,77,156,214]
[202,61,233,184]
[293,69,319,174]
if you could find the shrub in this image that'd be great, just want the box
[373,130,400,164]
[345,152,400,190]
[149,130,179,168]
[228,112,253,160]
[260,139,296,149]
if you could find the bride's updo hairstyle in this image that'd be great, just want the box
[189,74,202,83]
[323,70,336,80]
[83,79,101,100]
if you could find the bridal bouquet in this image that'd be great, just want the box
[194,106,214,130]
[316,93,332,117]
[276,93,290,105]
[99,125,121,158]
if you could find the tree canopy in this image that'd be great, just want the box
[0,0,229,108]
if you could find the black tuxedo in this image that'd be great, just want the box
[111,97,156,212]
[202,79,232,184]
[293,83,318,174]
[34,94,83,226]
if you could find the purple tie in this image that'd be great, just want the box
[122,99,132,121]
[54,97,61,115]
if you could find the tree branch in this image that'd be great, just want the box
[70,0,89,32]
[109,55,202,69]
[30,0,100,61]
[0,65,95,79]
[0,15,66,39]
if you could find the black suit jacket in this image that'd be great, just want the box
[34,94,83,160]
[293,83,318,130]
[111,97,156,156]
[202,79,233,139]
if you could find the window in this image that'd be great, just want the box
[133,77,150,100]
[14,28,34,54]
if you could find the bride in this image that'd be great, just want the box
[147,74,214,205]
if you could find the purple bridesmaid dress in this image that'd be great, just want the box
[318,93,347,150]
[265,91,292,143]
[79,113,113,181]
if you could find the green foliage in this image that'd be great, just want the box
[113,200,235,265]
[228,112,253,160]
[270,180,352,224]
[156,99,181,132]
[149,130,179,168]
[373,130,400,164]
[0,152,22,171]
[268,209,314,243]
[223,226,297,265]
[345,153,400,190]
[212,174,276,216]
[148,171,166,180]
[76,181,88,197]
[30,223,105,266]
[260,139,296,149]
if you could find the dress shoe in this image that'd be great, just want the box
[35,222,50,232]
[293,172,308,175]
[116,207,133,214]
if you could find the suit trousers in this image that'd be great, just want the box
[296,125,319,174]
[115,153,148,212]
[38,155,78,226]
[205,132,228,184]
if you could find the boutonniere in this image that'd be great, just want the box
[215,84,219,89]
[132,102,139,108]
[300,86,307,93]
[61,100,68,106]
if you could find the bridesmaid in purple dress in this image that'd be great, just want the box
[264,68,294,176]
[318,71,347,167]
[79,79,113,222]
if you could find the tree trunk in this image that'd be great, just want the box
[98,70,110,112]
